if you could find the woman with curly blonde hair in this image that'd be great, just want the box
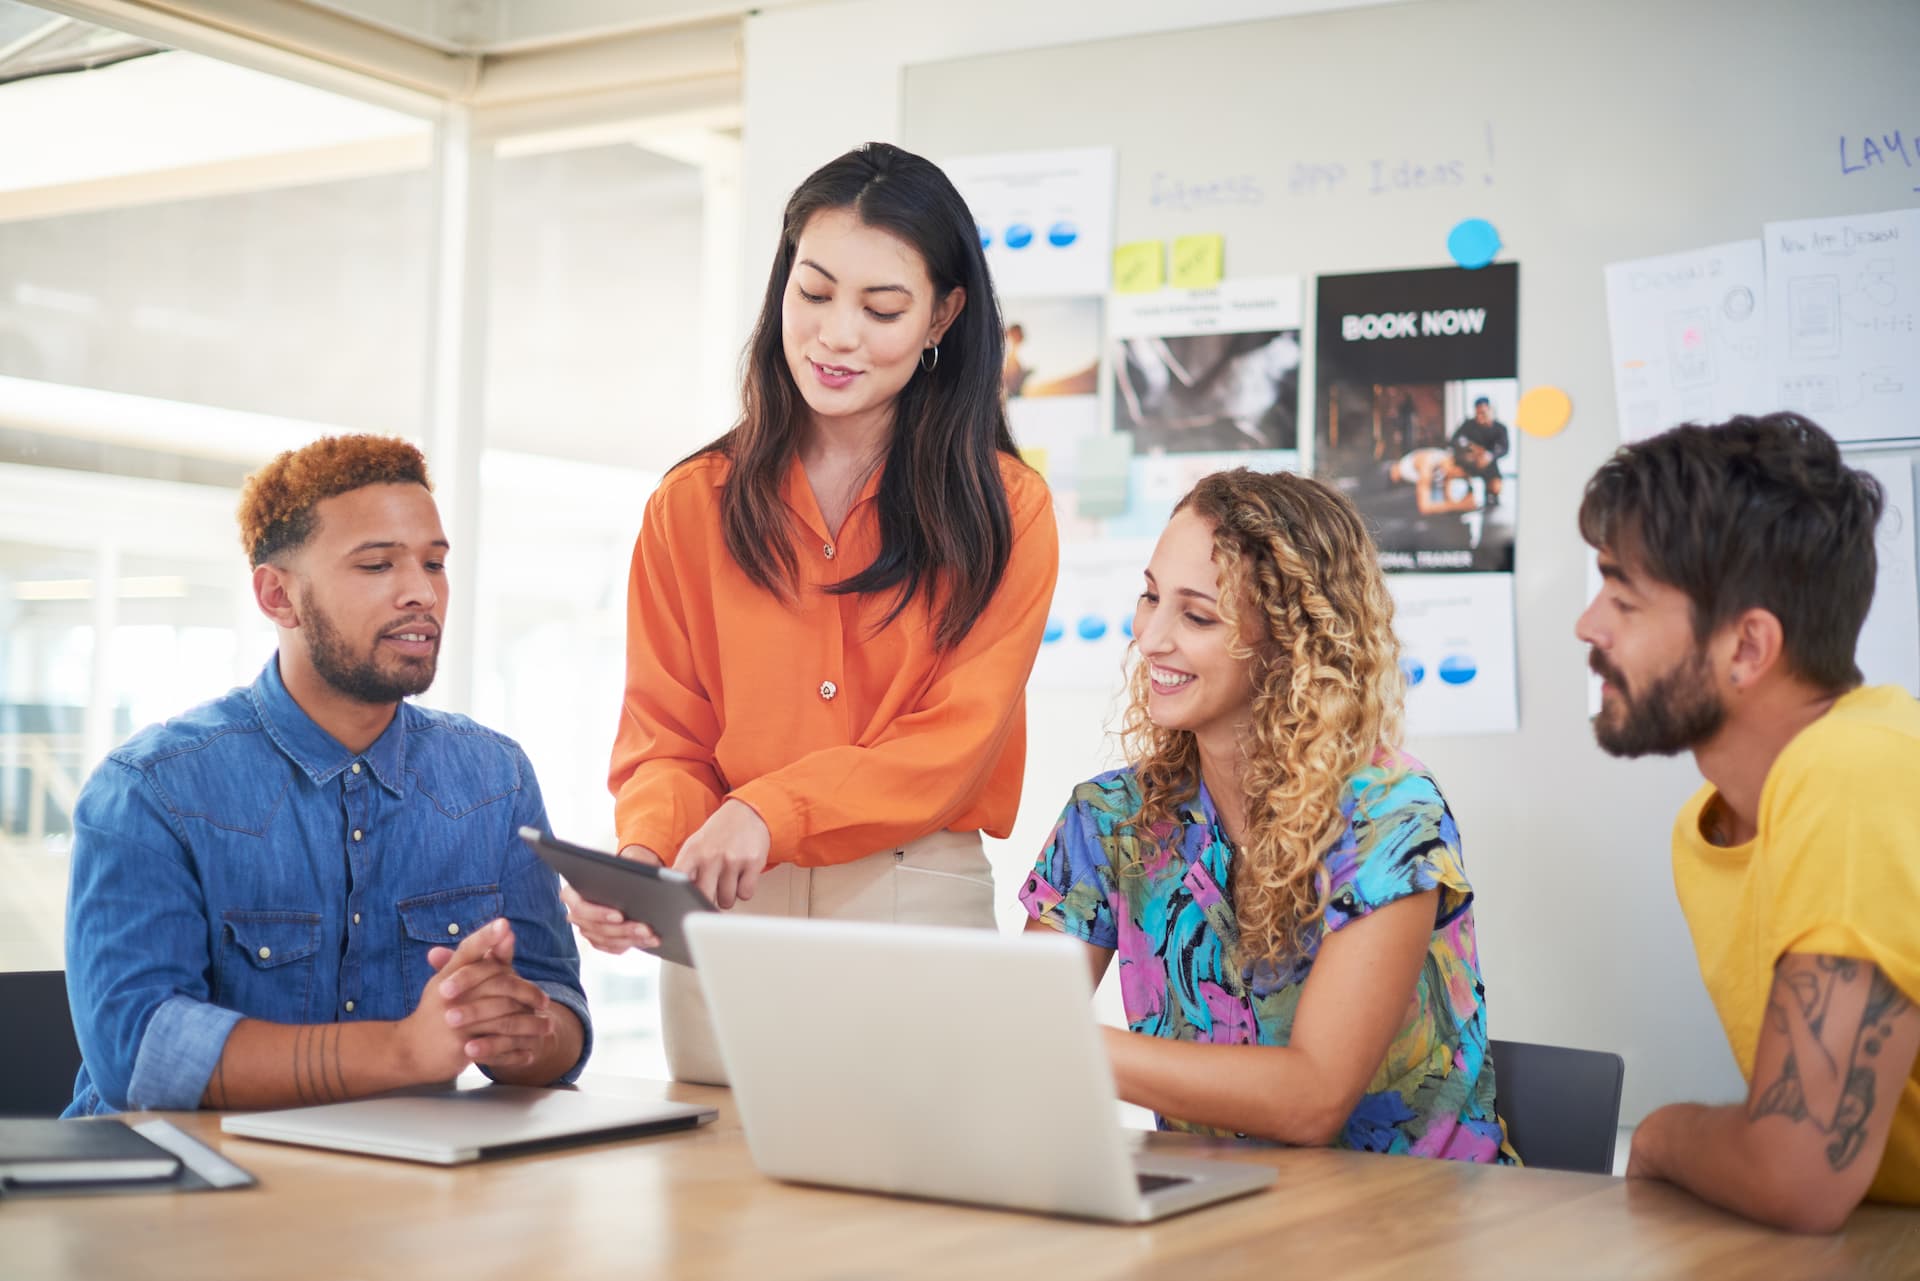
[1021,468,1513,1160]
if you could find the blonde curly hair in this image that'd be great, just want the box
[1121,468,1406,966]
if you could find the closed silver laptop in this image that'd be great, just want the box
[685,915,1276,1223]
[220,1083,715,1165]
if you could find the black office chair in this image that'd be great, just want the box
[0,969,84,1116]
[1489,1038,1626,1174]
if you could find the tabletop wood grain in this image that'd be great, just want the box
[5,1078,1917,1281]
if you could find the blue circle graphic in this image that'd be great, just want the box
[1447,218,1501,270]
[1121,615,1134,640]
[1042,618,1065,643]
[1438,654,1479,685]
[1075,615,1108,641]
[1401,658,1426,687]
[1047,221,1079,248]
[976,223,992,250]
[1004,223,1035,250]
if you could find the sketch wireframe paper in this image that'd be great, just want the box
[1852,452,1920,696]
[1604,240,1769,444]
[1765,209,1920,445]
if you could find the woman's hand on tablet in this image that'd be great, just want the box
[674,800,771,910]
[560,844,664,954]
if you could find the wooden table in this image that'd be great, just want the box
[6,1078,1918,1281]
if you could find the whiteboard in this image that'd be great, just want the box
[903,0,1920,1123]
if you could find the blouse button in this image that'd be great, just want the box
[344,1000,355,1013]
[448,923,461,936]
[819,680,838,701]
[823,543,836,559]
[257,946,271,960]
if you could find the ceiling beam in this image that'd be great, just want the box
[470,19,738,108]
[26,3,745,130]
[476,72,740,146]
[27,0,472,114]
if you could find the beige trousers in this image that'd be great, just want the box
[659,829,996,1085]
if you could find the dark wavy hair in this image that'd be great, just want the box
[700,142,1019,649]
[1577,412,1884,690]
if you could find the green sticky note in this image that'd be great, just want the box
[1170,233,1224,289]
[1112,241,1165,294]
[1076,432,1134,517]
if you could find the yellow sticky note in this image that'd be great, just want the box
[1516,385,1573,438]
[1112,240,1165,294]
[1019,446,1050,479]
[1170,234,1224,289]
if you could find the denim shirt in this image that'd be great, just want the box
[63,657,591,1115]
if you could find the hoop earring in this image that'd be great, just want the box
[920,344,940,373]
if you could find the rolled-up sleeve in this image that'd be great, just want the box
[126,997,245,1110]
[65,759,238,1112]
[1019,788,1121,951]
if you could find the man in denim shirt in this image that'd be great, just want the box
[64,435,590,1115]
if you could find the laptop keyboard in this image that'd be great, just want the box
[1136,1172,1194,1195]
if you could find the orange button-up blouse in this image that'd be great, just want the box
[609,449,1059,868]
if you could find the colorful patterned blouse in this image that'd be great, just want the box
[1019,751,1514,1162]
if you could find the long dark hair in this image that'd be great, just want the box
[704,142,1019,649]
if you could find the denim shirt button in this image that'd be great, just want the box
[344,1000,355,1013]
[351,762,361,775]
[257,946,271,960]
[352,829,363,842]
[448,922,460,936]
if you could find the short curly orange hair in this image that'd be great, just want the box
[238,435,432,565]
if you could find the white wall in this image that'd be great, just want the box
[739,0,1746,1127]
[740,0,1391,325]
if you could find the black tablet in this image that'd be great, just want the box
[520,827,715,968]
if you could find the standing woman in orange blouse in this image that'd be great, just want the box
[564,142,1060,1083]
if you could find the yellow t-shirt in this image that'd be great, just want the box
[1672,684,1920,1205]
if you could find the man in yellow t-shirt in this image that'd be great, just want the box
[1575,412,1920,1233]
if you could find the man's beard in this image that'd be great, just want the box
[1589,645,1726,758]
[303,592,437,704]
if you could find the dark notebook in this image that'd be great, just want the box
[0,1119,181,1185]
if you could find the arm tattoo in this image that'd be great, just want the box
[291,1025,348,1106]
[325,1025,349,1101]
[1750,956,1913,1171]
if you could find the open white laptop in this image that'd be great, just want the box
[684,914,1276,1223]
[220,1083,716,1165]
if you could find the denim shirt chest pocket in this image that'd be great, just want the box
[397,886,503,1000]
[217,910,323,1024]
